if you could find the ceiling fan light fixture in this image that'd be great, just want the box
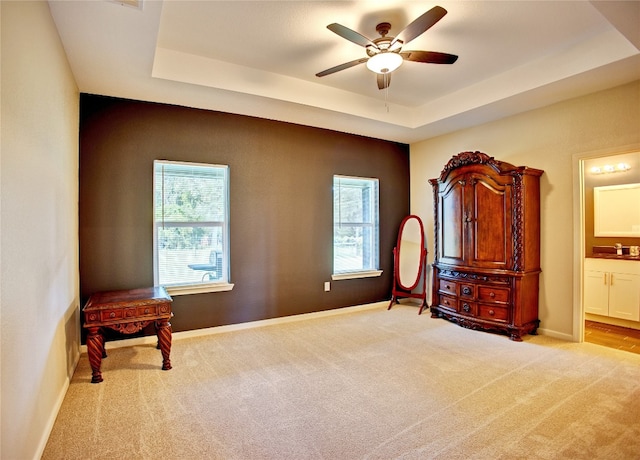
[317,7,456,88]
[366,52,403,74]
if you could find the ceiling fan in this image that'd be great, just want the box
[316,6,458,90]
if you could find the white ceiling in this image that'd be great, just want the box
[48,0,640,144]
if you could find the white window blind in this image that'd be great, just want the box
[153,160,230,292]
[333,175,380,274]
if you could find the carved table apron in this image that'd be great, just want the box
[83,286,173,383]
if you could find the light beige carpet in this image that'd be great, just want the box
[43,304,640,459]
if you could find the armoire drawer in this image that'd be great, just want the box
[478,286,509,303]
[438,294,457,312]
[478,304,509,322]
[438,279,457,296]
[460,283,475,298]
[459,300,477,316]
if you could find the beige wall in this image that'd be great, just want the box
[1,2,80,459]
[410,80,640,339]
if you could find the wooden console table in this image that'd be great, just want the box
[83,286,173,383]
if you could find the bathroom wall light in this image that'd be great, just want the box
[590,163,630,174]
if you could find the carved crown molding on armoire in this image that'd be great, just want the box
[429,151,543,341]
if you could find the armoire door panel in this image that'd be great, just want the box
[470,179,512,268]
[440,181,465,263]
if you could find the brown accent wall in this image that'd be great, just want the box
[80,95,410,336]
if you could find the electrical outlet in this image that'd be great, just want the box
[324,281,331,292]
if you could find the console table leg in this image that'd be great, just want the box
[86,327,104,383]
[156,320,172,370]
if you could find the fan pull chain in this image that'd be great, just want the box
[384,73,390,113]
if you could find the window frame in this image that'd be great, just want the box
[332,174,382,280]
[153,160,234,296]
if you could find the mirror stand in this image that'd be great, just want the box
[388,246,428,313]
[388,215,429,314]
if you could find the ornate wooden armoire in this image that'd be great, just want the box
[429,151,543,341]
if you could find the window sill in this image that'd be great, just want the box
[165,282,235,296]
[331,270,383,281]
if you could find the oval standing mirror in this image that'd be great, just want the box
[388,215,428,313]
[398,217,424,290]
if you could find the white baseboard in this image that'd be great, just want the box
[80,301,388,353]
[537,327,574,342]
[34,352,79,460]
[78,303,578,350]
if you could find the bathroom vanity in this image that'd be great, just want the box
[584,255,640,322]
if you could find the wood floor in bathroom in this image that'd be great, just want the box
[584,320,640,355]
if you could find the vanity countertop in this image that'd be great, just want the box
[590,245,640,261]
[588,254,640,261]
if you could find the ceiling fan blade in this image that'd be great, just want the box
[391,6,447,47]
[316,57,369,77]
[327,23,378,48]
[377,73,391,90]
[401,51,458,64]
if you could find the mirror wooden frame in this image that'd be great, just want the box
[388,215,428,314]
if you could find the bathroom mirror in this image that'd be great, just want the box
[388,215,428,313]
[594,183,640,237]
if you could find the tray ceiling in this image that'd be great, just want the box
[49,1,640,143]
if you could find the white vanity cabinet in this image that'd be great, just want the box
[584,258,640,321]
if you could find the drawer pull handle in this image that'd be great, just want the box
[462,287,472,295]
[489,292,495,298]
[445,284,451,290]
[109,312,116,318]
[489,309,495,316]
[144,308,150,314]
[462,303,471,313]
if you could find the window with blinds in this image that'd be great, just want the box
[153,160,230,293]
[333,175,380,277]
